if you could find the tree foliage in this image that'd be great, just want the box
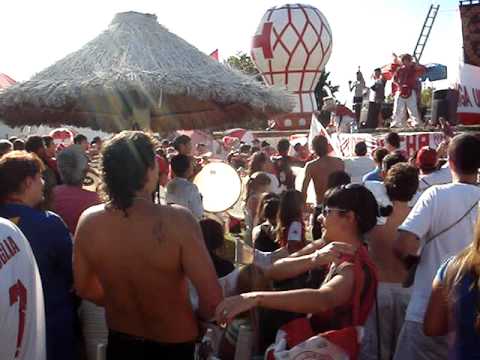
[421,86,433,108]
[225,52,261,79]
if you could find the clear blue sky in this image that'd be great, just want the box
[1,0,463,103]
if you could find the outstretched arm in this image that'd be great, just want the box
[267,242,354,281]
[179,207,223,320]
[216,265,355,324]
[290,237,327,257]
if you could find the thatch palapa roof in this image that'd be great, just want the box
[0,12,293,132]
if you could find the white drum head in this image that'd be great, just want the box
[194,162,242,213]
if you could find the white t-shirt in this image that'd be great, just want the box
[166,177,204,219]
[344,156,376,183]
[399,183,480,323]
[410,167,453,205]
[0,218,46,360]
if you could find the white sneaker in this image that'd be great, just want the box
[390,121,403,128]
[409,120,422,128]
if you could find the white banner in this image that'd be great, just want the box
[332,132,445,158]
[457,62,480,115]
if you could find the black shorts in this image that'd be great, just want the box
[312,205,323,240]
[353,96,363,104]
[106,330,196,360]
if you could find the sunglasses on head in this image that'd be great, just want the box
[321,206,349,217]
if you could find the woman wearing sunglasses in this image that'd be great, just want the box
[216,184,380,336]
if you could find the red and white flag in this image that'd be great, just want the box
[209,49,219,61]
[308,113,342,156]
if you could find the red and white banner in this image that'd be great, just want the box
[332,131,445,158]
[308,114,342,156]
[456,62,480,124]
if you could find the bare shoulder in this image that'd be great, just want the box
[324,156,344,170]
[77,203,108,227]
[155,204,198,229]
[305,158,320,170]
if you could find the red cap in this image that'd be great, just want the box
[416,146,437,170]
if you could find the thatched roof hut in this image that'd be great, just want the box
[0,12,293,132]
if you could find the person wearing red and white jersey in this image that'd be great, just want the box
[0,217,45,360]
[390,54,426,128]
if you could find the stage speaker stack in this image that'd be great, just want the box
[431,89,458,125]
[359,100,379,129]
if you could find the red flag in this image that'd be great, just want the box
[0,73,16,89]
[209,49,219,61]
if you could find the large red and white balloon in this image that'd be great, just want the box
[50,128,74,147]
[251,3,332,129]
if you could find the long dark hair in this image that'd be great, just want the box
[255,192,280,226]
[101,131,157,213]
[324,184,379,235]
[277,190,304,245]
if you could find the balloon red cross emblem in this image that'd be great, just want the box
[251,22,274,59]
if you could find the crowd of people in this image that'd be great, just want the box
[1,128,480,360]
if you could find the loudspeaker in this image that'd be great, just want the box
[431,89,459,125]
[359,101,380,129]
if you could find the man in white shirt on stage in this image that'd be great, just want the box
[0,217,46,360]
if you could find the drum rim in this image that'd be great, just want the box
[194,162,243,213]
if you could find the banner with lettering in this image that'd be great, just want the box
[457,62,480,124]
[332,132,445,158]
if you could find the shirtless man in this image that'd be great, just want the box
[361,163,419,359]
[74,131,222,359]
[302,135,344,239]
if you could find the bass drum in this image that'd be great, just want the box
[194,162,242,213]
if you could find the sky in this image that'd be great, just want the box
[1,0,463,103]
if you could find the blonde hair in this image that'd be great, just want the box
[445,213,480,331]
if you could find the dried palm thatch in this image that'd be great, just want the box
[0,11,293,132]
